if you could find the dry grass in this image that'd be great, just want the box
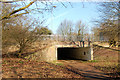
[85,46,120,78]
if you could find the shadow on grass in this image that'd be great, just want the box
[93,65,120,79]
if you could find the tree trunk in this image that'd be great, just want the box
[18,44,25,57]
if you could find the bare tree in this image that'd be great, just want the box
[57,19,73,41]
[94,2,120,41]
[1,1,57,55]
[1,1,71,56]
[2,16,40,54]
[75,20,87,41]
[97,2,119,23]
[92,26,101,41]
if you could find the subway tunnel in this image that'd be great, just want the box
[57,47,92,60]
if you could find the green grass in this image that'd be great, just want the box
[51,60,64,66]
[89,60,98,62]
[55,63,64,66]
[3,60,8,64]
[19,61,24,64]
[10,66,18,69]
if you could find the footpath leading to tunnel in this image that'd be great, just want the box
[59,60,110,80]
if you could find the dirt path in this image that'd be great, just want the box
[59,60,111,80]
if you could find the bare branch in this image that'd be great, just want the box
[60,2,67,8]
[0,1,19,3]
[1,0,36,20]
[9,1,35,15]
[69,2,73,8]
[1,12,29,21]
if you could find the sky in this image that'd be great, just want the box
[43,2,100,34]
[2,1,119,34]
[18,1,101,34]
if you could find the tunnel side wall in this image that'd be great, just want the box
[71,47,93,60]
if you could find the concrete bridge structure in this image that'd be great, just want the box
[25,41,93,62]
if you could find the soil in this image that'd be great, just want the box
[59,60,110,80]
[2,58,84,78]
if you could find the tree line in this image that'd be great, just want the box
[92,2,119,42]
[57,19,89,41]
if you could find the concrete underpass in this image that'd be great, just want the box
[25,44,93,62]
[57,47,93,61]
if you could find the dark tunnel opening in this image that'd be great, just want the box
[57,47,80,60]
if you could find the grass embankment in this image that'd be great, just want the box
[82,46,120,78]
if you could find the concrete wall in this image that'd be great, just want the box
[24,46,56,62]
[25,45,93,62]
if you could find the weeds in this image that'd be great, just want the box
[51,60,64,66]
[10,66,18,69]
[80,60,98,63]
[89,60,98,62]
[56,63,64,66]
[3,60,8,64]
[19,61,24,64]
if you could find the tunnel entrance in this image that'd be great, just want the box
[57,47,80,60]
[57,47,93,60]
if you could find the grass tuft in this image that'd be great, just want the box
[89,60,98,62]
[19,61,24,64]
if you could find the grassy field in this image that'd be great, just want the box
[83,46,120,78]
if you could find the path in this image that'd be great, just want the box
[59,60,111,80]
